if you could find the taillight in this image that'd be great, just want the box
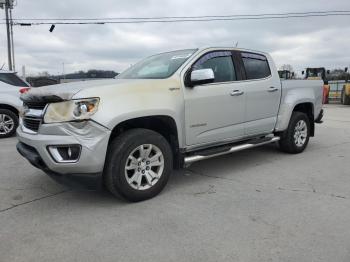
[19,87,31,94]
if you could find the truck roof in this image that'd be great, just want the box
[198,46,269,55]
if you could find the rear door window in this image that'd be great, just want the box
[241,53,271,80]
[0,73,29,87]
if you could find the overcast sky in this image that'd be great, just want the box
[1,0,350,76]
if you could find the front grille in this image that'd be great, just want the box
[24,101,48,110]
[23,116,41,132]
[21,96,63,133]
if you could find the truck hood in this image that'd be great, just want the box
[20,78,180,105]
[21,79,120,102]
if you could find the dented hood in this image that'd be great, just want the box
[21,79,119,102]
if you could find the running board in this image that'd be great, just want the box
[184,136,280,165]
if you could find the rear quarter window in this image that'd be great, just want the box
[241,52,271,80]
[0,73,29,87]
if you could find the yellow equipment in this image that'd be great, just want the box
[341,83,350,105]
[304,68,330,104]
[341,67,350,105]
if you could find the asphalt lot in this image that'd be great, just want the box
[0,104,350,262]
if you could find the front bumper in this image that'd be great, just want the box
[16,142,101,190]
[16,120,111,189]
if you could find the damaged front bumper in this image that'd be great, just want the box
[16,120,111,190]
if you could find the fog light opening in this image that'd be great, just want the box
[48,145,81,163]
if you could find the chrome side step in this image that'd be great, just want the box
[184,136,280,165]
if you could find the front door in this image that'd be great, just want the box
[183,51,246,147]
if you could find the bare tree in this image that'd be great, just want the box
[280,64,294,72]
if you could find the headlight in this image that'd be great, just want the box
[44,98,100,123]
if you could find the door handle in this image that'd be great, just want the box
[268,87,279,92]
[230,90,244,96]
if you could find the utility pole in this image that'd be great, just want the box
[4,0,13,71]
[2,0,14,71]
[9,7,15,71]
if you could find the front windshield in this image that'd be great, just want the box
[117,49,197,79]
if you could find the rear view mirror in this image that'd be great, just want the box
[190,68,215,86]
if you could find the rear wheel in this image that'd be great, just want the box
[279,111,310,154]
[104,128,173,202]
[0,109,18,138]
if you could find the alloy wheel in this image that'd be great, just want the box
[0,114,15,135]
[294,120,307,147]
[124,144,164,190]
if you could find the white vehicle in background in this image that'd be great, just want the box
[0,70,30,138]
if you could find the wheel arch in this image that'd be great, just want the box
[292,102,315,136]
[108,115,182,169]
[0,104,19,116]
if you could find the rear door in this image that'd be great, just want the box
[239,52,281,135]
[183,51,246,146]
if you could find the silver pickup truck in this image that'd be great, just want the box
[16,47,324,201]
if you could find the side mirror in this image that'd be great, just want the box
[302,71,305,75]
[326,70,330,74]
[190,68,214,86]
[345,67,348,73]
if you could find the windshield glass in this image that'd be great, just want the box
[117,49,197,79]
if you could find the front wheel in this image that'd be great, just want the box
[104,128,173,202]
[0,109,18,138]
[279,111,310,154]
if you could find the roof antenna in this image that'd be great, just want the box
[234,41,239,47]
[0,63,5,70]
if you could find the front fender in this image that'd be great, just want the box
[101,110,184,147]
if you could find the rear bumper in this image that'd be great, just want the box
[16,142,102,190]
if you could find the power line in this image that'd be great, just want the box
[3,10,350,21]
[1,11,350,26]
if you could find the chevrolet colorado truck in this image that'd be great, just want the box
[16,47,324,202]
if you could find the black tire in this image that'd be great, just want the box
[342,87,350,105]
[0,109,18,138]
[279,111,310,154]
[104,128,173,202]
